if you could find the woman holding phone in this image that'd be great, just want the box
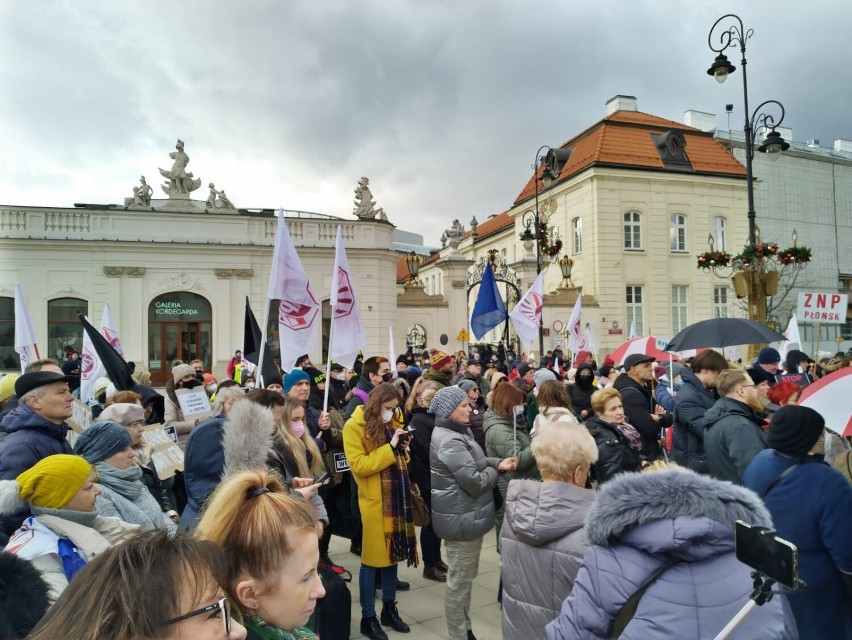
[343,382,417,640]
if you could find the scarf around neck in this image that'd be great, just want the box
[379,426,419,567]
[243,615,318,640]
[31,504,99,528]
[94,462,145,500]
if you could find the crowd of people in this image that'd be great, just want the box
[0,341,850,640]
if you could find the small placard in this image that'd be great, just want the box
[67,400,93,435]
[142,424,185,480]
[780,373,810,388]
[175,387,212,419]
[333,452,350,473]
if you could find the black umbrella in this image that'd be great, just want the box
[665,318,787,351]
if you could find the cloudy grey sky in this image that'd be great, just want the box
[1,1,849,246]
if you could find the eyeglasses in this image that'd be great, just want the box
[738,384,755,391]
[164,597,231,635]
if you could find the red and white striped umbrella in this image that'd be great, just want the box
[797,368,852,436]
[606,336,679,367]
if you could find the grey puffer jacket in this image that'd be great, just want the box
[501,479,594,640]
[545,468,797,640]
[703,397,768,485]
[430,416,500,541]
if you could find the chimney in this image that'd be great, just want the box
[606,95,638,116]
[834,139,852,154]
[683,110,717,133]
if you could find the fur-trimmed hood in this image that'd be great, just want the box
[221,400,275,477]
[0,479,26,515]
[585,468,772,550]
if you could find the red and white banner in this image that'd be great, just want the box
[14,283,39,373]
[509,272,544,348]
[328,226,365,370]
[268,209,320,370]
[796,292,848,325]
[100,302,124,357]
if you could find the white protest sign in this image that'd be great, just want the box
[796,292,848,324]
[142,424,185,480]
[175,387,212,418]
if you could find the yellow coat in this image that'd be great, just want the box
[343,406,409,568]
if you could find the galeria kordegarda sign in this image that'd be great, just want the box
[154,301,201,316]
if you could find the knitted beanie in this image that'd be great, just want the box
[767,405,825,456]
[429,349,453,370]
[534,368,557,389]
[757,347,781,365]
[457,379,479,394]
[430,385,468,419]
[16,454,93,509]
[0,373,19,403]
[172,363,196,385]
[98,402,144,426]
[74,420,132,463]
[283,368,311,393]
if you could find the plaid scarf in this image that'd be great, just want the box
[610,420,644,451]
[380,426,419,567]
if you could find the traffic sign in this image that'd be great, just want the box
[457,328,469,341]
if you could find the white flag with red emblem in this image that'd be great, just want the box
[329,226,365,370]
[567,293,585,353]
[14,282,39,373]
[80,315,107,404]
[268,209,320,371]
[100,302,125,357]
[509,272,545,348]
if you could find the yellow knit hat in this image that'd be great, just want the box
[16,455,94,509]
[0,374,19,403]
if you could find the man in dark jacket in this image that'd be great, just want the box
[703,369,768,484]
[671,350,728,472]
[612,354,672,459]
[461,360,489,397]
[0,371,75,535]
[422,349,454,388]
[342,356,390,420]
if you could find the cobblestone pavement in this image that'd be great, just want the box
[327,531,504,640]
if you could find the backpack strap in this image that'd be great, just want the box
[609,556,679,639]
[761,462,801,498]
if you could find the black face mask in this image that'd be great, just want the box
[381,371,394,383]
[181,379,202,389]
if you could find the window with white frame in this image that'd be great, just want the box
[626,286,644,335]
[712,217,727,252]
[670,214,687,252]
[624,211,642,250]
[672,286,688,333]
[714,286,729,318]
[572,217,582,254]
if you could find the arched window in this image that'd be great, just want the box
[0,297,18,369]
[712,216,727,252]
[48,297,88,360]
[572,217,582,254]
[148,292,212,387]
[624,211,642,250]
[406,324,426,352]
[670,214,687,252]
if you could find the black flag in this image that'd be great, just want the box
[79,314,135,391]
[243,297,280,385]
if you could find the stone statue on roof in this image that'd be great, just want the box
[125,175,153,208]
[159,139,202,198]
[444,219,465,251]
[206,183,236,211]
[353,177,387,220]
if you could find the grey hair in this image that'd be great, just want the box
[531,423,599,482]
[20,385,50,407]
[211,386,245,415]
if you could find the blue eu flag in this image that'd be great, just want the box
[471,263,508,340]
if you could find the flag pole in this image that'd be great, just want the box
[322,305,336,413]
[256,297,273,388]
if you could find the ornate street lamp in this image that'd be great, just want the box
[558,255,574,288]
[518,145,567,357]
[404,251,423,286]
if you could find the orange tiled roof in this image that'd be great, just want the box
[396,255,411,283]
[463,211,513,241]
[514,109,747,205]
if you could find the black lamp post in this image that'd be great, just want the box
[519,145,561,358]
[707,13,790,246]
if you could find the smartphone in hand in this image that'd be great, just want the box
[314,472,331,486]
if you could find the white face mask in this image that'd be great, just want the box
[206,384,217,393]
[381,409,395,424]
[514,405,525,416]
[245,383,256,389]
[335,372,346,381]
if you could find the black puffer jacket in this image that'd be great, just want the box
[584,416,643,485]
[612,374,672,459]
[567,365,596,419]
[407,406,436,509]
[467,395,487,450]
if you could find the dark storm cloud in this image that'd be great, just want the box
[0,0,849,244]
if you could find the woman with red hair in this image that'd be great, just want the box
[767,380,800,407]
